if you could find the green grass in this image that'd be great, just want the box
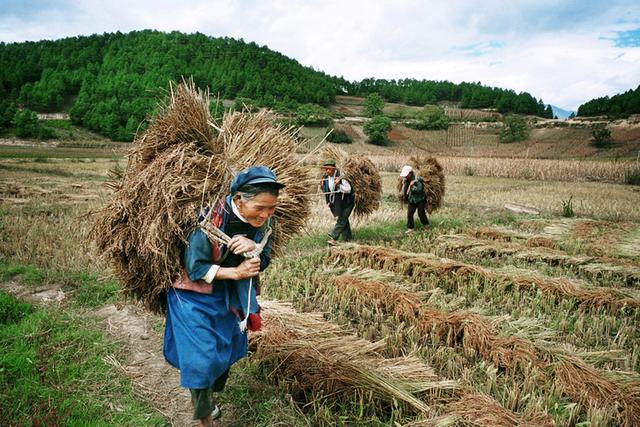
[65,272,119,308]
[0,261,118,308]
[0,292,34,324]
[217,361,309,427]
[42,119,73,130]
[0,262,45,285]
[562,196,575,217]
[0,292,166,426]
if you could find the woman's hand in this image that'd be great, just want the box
[235,258,260,280]
[228,235,257,255]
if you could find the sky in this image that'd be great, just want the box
[1,0,639,111]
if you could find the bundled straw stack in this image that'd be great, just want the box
[321,145,382,217]
[398,156,445,213]
[404,393,554,427]
[250,300,457,415]
[91,81,314,313]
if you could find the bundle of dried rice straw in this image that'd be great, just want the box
[397,156,445,213]
[251,300,458,415]
[321,145,382,217]
[91,81,314,313]
[404,393,554,427]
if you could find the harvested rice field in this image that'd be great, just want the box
[1,147,639,426]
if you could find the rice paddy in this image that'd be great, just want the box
[1,135,639,425]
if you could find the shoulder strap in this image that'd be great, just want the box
[208,198,227,263]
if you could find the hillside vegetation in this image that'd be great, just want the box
[1,30,553,141]
[578,85,640,118]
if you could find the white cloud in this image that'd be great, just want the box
[0,0,639,109]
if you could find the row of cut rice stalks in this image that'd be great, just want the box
[250,300,554,426]
[260,248,639,426]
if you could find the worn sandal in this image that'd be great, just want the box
[211,404,222,420]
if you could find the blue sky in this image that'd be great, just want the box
[1,0,639,110]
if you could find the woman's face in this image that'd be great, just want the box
[236,192,278,228]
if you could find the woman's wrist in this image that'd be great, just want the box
[214,266,240,281]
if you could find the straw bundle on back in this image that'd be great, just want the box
[397,156,445,213]
[91,81,314,313]
[321,145,382,217]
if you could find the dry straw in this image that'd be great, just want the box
[321,145,382,217]
[329,245,640,426]
[330,245,639,317]
[250,300,457,415]
[436,234,640,288]
[332,274,543,373]
[91,81,314,313]
[404,393,554,427]
[397,156,445,213]
[323,275,554,425]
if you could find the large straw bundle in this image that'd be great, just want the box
[91,81,314,313]
[321,145,382,217]
[397,156,445,213]
[250,300,457,415]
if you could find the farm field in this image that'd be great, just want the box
[1,148,639,426]
[318,96,640,161]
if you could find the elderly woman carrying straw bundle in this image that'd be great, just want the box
[320,158,355,246]
[163,165,285,427]
[399,165,430,234]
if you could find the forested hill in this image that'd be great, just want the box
[577,85,640,118]
[1,30,552,141]
[0,30,343,140]
[349,79,553,119]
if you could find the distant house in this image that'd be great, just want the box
[36,113,69,120]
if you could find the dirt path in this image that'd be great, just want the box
[0,281,195,426]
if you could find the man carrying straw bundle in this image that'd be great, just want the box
[163,165,285,427]
[320,158,355,246]
[399,165,430,234]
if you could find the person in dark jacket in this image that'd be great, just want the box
[320,159,354,245]
[399,165,429,234]
[164,165,284,427]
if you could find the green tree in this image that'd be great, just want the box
[408,106,449,130]
[325,127,352,144]
[295,103,332,127]
[363,93,384,117]
[499,115,529,143]
[13,109,39,137]
[12,108,54,139]
[0,101,17,129]
[363,115,392,146]
[591,125,613,148]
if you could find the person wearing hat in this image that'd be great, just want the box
[163,165,285,427]
[399,165,430,234]
[321,159,355,245]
